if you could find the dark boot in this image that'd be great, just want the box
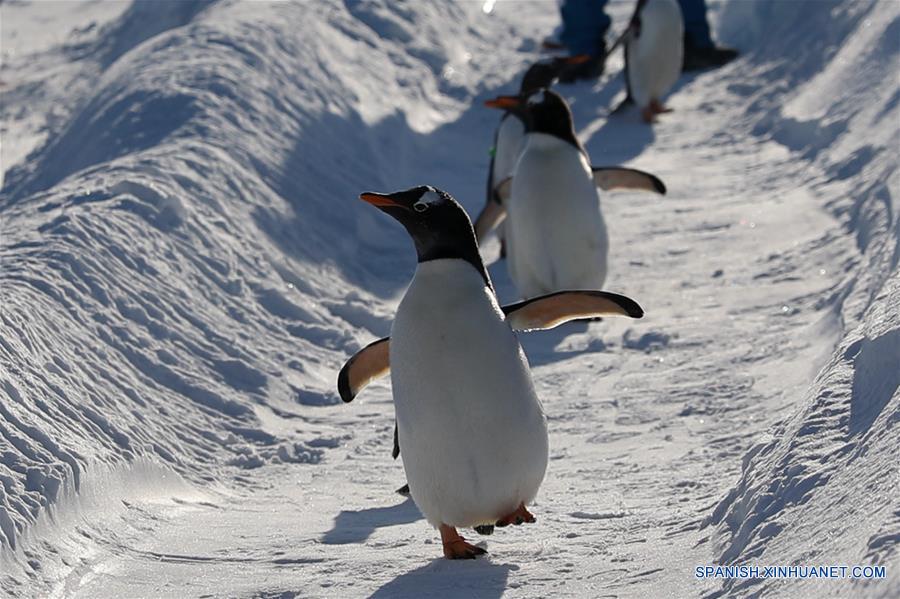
[557,50,606,83]
[682,36,738,71]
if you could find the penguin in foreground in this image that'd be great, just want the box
[483,89,666,300]
[339,186,644,559]
[477,55,590,253]
[624,0,684,123]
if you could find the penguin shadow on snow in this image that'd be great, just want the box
[554,69,655,165]
[321,487,515,598]
[561,68,625,122]
[582,101,656,165]
[487,261,605,368]
[321,497,422,545]
[369,560,517,599]
[576,69,708,165]
[516,323,610,368]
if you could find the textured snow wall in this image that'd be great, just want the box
[706,1,900,595]
[0,0,527,559]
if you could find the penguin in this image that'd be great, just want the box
[624,0,684,123]
[483,89,666,300]
[340,185,644,559]
[475,56,590,249]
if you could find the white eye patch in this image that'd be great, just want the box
[414,190,444,212]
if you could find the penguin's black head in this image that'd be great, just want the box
[360,186,491,285]
[487,89,583,152]
[482,63,555,119]
[519,61,559,96]
[487,56,590,120]
[526,88,577,140]
[485,89,582,151]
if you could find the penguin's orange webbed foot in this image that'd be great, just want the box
[641,105,657,123]
[439,524,487,559]
[495,503,536,527]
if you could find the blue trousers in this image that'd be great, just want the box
[559,0,714,56]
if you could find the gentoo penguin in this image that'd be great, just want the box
[339,186,644,558]
[624,0,684,123]
[475,56,589,249]
[484,89,666,300]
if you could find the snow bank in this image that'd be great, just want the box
[0,0,532,565]
[2,0,897,594]
[706,1,899,594]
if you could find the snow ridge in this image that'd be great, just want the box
[706,1,900,595]
[1,0,542,587]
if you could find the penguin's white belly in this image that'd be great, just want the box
[507,134,609,299]
[493,115,526,191]
[391,260,548,528]
[491,116,526,244]
[626,0,684,107]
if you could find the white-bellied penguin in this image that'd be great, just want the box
[624,0,684,123]
[338,185,645,559]
[484,89,666,300]
[475,56,590,252]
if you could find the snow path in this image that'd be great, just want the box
[1,1,897,597]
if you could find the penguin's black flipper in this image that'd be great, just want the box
[621,4,640,111]
[503,290,644,332]
[591,167,666,195]
[392,420,400,459]
[629,0,646,38]
[485,132,498,207]
[337,337,390,402]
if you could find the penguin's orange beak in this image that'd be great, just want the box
[360,192,403,208]
[484,96,521,110]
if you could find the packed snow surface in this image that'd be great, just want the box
[0,0,897,597]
